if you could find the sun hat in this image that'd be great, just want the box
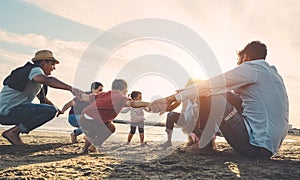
[32,50,60,64]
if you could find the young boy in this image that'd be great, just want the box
[122,91,150,145]
[79,79,150,153]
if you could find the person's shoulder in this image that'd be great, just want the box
[28,66,44,80]
[111,90,127,98]
[30,66,44,76]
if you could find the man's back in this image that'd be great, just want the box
[83,90,129,123]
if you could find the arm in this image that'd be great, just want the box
[151,64,256,114]
[150,94,178,115]
[126,100,149,108]
[60,100,75,114]
[32,74,83,98]
[56,100,75,117]
[143,106,151,112]
[36,95,54,105]
[167,100,181,111]
[176,64,256,101]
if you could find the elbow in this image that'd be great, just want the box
[43,77,53,86]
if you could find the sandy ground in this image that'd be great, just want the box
[0,129,299,179]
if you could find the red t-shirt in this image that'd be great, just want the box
[83,90,129,123]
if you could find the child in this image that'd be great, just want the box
[79,79,150,153]
[58,82,103,143]
[122,91,150,145]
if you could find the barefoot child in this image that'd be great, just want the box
[122,91,150,145]
[79,79,150,153]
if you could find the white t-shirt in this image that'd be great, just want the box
[122,106,149,122]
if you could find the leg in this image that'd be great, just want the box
[193,93,271,158]
[165,129,173,145]
[185,95,225,154]
[79,115,115,153]
[68,114,82,143]
[164,112,180,146]
[137,121,145,144]
[82,135,92,154]
[128,123,137,143]
[2,126,24,145]
[139,133,144,144]
[127,133,134,143]
[7,103,57,133]
[219,111,272,158]
[1,103,57,145]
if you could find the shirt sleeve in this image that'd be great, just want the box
[121,107,131,113]
[175,62,257,101]
[28,67,44,80]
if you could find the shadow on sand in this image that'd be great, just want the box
[0,143,80,170]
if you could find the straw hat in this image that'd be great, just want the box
[32,50,60,64]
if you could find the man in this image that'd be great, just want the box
[150,41,289,158]
[0,50,82,145]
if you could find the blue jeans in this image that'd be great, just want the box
[0,103,57,133]
[68,114,82,136]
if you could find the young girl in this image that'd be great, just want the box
[59,82,103,143]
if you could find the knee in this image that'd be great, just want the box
[130,127,136,134]
[166,112,178,129]
[167,112,176,120]
[45,105,58,120]
[138,128,144,133]
[107,123,115,133]
[166,112,178,124]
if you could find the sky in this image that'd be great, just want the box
[0,0,299,128]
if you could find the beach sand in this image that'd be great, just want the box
[0,128,299,179]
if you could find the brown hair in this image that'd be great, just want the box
[238,41,267,60]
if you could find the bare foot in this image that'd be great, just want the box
[2,129,24,145]
[81,136,96,154]
[70,132,78,143]
[88,145,97,152]
[140,142,147,147]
